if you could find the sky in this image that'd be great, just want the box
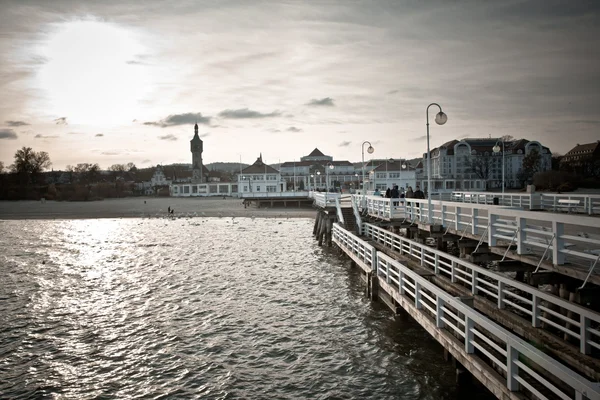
[0,0,598,170]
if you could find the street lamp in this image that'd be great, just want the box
[426,103,448,224]
[326,162,334,192]
[400,160,407,190]
[493,139,505,195]
[362,141,375,198]
[316,170,321,189]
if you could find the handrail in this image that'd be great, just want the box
[354,194,600,267]
[363,222,600,356]
[335,197,345,225]
[376,251,599,399]
[333,223,600,399]
[332,223,375,270]
[313,193,342,208]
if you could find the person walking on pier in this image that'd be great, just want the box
[405,186,414,199]
[385,187,391,198]
[390,184,400,206]
[414,186,425,199]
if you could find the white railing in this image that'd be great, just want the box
[365,196,406,220]
[363,223,600,356]
[355,195,600,268]
[541,194,600,216]
[312,192,342,208]
[450,191,539,209]
[242,191,310,198]
[375,251,600,400]
[332,223,376,270]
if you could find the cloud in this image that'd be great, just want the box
[387,89,399,95]
[101,151,120,156]
[5,120,29,127]
[287,126,302,132]
[54,117,68,125]
[144,112,211,127]
[218,108,281,119]
[67,131,83,135]
[339,141,352,147]
[34,134,59,139]
[199,132,210,138]
[306,97,335,106]
[268,128,281,133]
[0,129,18,139]
[95,133,104,137]
[142,159,151,164]
[158,134,178,141]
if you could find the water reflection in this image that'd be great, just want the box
[0,218,493,399]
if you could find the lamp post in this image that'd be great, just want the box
[493,139,505,195]
[326,162,334,192]
[400,160,407,190]
[316,170,321,189]
[426,103,448,224]
[362,141,375,200]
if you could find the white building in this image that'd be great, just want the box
[151,165,171,187]
[238,154,285,193]
[279,148,355,191]
[420,138,551,191]
[368,160,417,191]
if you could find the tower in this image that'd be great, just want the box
[190,123,204,183]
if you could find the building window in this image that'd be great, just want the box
[389,173,400,178]
[256,186,261,191]
[267,185,277,192]
[184,186,190,194]
[192,185,198,194]
[266,175,277,181]
[376,173,386,179]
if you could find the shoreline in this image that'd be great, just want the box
[0,197,317,220]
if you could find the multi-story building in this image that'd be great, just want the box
[561,141,600,175]
[420,138,551,191]
[238,154,285,193]
[368,160,417,192]
[279,148,355,191]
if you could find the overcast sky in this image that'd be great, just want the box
[0,0,598,169]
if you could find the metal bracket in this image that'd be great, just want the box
[578,252,600,290]
[533,233,556,274]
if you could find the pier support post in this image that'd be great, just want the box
[313,211,321,236]
[326,217,333,247]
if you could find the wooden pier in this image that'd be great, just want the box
[310,191,600,400]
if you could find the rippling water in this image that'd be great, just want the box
[1,218,493,399]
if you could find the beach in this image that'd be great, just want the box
[0,197,317,220]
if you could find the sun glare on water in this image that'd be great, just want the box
[36,20,153,126]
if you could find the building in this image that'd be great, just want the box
[561,141,600,175]
[420,138,551,191]
[368,159,417,192]
[238,154,284,193]
[190,123,205,183]
[170,125,238,196]
[279,148,355,191]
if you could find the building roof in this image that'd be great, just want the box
[306,148,325,157]
[241,154,279,174]
[280,160,353,167]
[372,160,416,171]
[431,138,549,156]
[564,142,599,157]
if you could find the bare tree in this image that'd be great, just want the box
[518,149,541,186]
[10,147,52,183]
[74,163,101,184]
[126,162,137,172]
[463,155,492,181]
[0,161,4,174]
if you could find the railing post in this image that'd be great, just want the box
[498,281,505,309]
[455,206,461,231]
[465,316,474,353]
[441,204,447,226]
[532,295,540,327]
[436,297,445,328]
[516,217,526,255]
[507,342,519,391]
[581,315,590,355]
[398,270,405,295]
[552,221,565,265]
[434,253,439,274]
[420,246,425,267]
[415,281,422,309]
[371,247,377,273]
[489,214,498,247]
[471,270,478,295]
[451,261,457,283]
[471,208,478,235]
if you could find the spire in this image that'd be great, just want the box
[194,122,198,134]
